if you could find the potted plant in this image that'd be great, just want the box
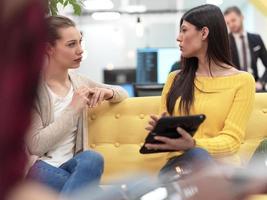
[48,0,84,15]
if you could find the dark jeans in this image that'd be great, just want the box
[159,147,215,183]
[27,151,104,195]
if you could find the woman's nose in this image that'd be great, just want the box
[176,34,182,42]
[77,45,83,55]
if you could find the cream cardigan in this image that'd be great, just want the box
[26,72,128,168]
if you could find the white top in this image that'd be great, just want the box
[40,84,77,167]
[233,32,252,73]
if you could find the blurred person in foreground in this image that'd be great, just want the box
[0,0,57,199]
[224,6,267,91]
[70,164,267,200]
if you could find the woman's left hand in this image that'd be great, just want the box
[87,87,114,108]
[145,127,195,151]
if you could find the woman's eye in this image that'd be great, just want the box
[67,42,75,47]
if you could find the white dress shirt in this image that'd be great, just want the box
[233,32,252,73]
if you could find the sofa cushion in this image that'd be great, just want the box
[87,94,267,183]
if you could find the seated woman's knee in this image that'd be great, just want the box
[186,147,214,166]
[186,147,210,157]
[75,151,104,170]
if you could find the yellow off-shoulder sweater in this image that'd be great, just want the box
[160,71,255,165]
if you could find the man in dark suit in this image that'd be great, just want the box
[224,6,267,91]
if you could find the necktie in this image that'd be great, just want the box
[240,35,248,71]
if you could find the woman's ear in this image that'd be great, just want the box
[46,43,54,56]
[201,27,209,40]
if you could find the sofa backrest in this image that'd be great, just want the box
[87,93,267,183]
[246,93,267,140]
[87,97,168,184]
[238,93,267,164]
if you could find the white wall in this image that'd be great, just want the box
[72,14,181,82]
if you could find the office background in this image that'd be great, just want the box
[58,0,267,86]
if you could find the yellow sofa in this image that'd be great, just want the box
[87,93,267,185]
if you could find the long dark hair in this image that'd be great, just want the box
[167,4,233,115]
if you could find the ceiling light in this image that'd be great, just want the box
[124,5,147,13]
[84,0,114,10]
[206,0,223,6]
[92,12,121,20]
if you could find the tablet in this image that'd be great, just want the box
[139,114,206,154]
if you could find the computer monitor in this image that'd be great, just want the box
[136,48,180,84]
[103,68,136,97]
[120,83,134,97]
[103,68,136,84]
